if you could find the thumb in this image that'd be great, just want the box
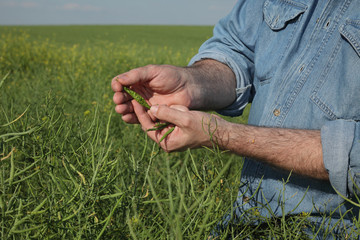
[150,105,189,126]
[114,66,154,86]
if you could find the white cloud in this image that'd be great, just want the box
[20,2,37,7]
[62,3,79,10]
[0,1,38,8]
[59,3,102,12]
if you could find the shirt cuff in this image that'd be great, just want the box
[349,122,360,196]
[321,119,359,197]
[188,51,252,117]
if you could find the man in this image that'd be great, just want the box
[112,0,360,238]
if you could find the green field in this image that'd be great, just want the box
[0,25,358,239]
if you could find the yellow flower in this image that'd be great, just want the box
[300,211,310,217]
[253,209,260,216]
[84,110,91,116]
[130,216,139,225]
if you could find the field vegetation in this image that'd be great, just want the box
[0,25,359,239]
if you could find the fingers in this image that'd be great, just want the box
[113,65,156,87]
[132,100,155,131]
[113,89,135,119]
[133,102,176,144]
[112,66,156,122]
[135,103,217,152]
[150,105,190,127]
[121,113,139,124]
[113,91,132,105]
[114,102,133,114]
[111,78,123,92]
[113,86,142,123]
[148,105,190,149]
[169,105,189,112]
[111,65,189,130]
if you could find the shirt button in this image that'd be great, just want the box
[273,109,281,116]
[325,20,331,28]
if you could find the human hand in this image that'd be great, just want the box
[132,100,227,152]
[112,64,193,124]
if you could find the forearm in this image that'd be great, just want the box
[214,121,329,180]
[185,59,236,110]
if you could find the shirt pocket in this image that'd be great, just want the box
[255,0,307,83]
[311,19,360,121]
[339,19,360,58]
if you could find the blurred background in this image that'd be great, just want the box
[0,0,238,26]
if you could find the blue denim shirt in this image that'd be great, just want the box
[189,0,360,236]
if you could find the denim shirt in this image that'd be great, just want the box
[189,0,360,236]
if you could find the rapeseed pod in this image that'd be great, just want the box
[123,86,175,143]
[123,86,151,109]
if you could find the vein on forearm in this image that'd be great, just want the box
[217,122,329,181]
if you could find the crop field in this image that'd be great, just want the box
[0,25,359,239]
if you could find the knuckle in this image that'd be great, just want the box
[128,69,139,79]
[156,105,166,115]
[182,116,192,128]
[146,64,156,70]
[146,64,160,75]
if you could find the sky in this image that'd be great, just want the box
[0,0,238,26]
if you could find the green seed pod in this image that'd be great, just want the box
[123,86,151,109]
[147,122,170,132]
[159,126,175,143]
[123,86,175,141]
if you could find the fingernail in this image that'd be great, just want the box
[114,75,128,83]
[150,105,159,116]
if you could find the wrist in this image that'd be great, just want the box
[182,66,203,109]
[200,114,232,149]
[185,59,236,111]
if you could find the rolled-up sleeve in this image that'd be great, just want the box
[188,0,264,117]
[321,119,360,197]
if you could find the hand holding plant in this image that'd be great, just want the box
[112,65,194,124]
[133,102,226,152]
